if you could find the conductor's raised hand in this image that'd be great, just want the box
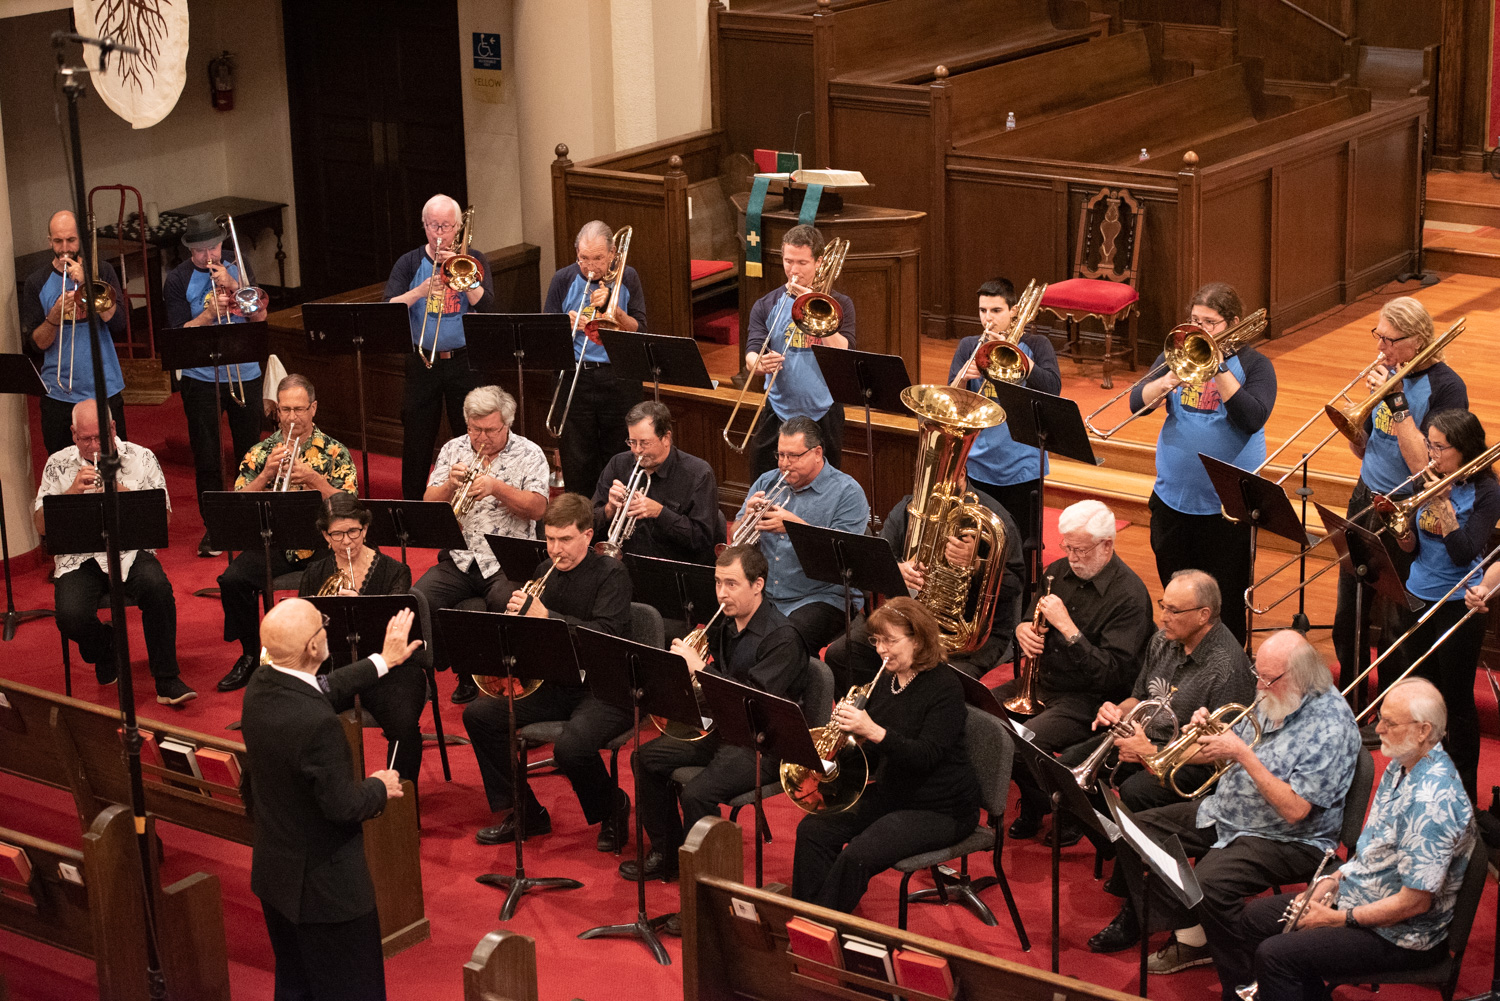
[380,608,423,666]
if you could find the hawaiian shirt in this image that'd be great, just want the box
[1339,744,1476,951]
[427,431,549,578]
[235,426,357,560]
[35,437,169,578]
[1196,685,1360,851]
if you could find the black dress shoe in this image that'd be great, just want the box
[451,675,479,704]
[1088,905,1140,953]
[475,808,551,845]
[659,911,682,937]
[216,654,256,692]
[94,658,119,686]
[618,849,677,883]
[1008,805,1045,840]
[597,790,631,853]
[1044,817,1084,848]
[197,531,223,558]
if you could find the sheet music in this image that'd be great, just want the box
[1008,717,1037,742]
[1117,811,1184,891]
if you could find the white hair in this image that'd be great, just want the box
[575,220,613,248]
[70,399,112,428]
[422,194,461,223]
[1389,677,1447,741]
[1056,499,1116,541]
[463,385,516,427]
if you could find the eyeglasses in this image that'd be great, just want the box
[1374,711,1421,728]
[1157,600,1207,616]
[326,527,365,541]
[467,424,504,438]
[305,613,330,648]
[576,254,612,269]
[1371,327,1413,350]
[1060,540,1103,559]
[776,447,814,463]
[625,437,661,450]
[74,433,103,446]
[277,405,313,417]
[1189,314,1227,330]
[1426,440,1454,454]
[423,220,457,233]
[1256,670,1286,689]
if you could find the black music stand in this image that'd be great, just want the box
[436,608,585,919]
[1008,733,1120,975]
[463,313,574,434]
[159,320,269,419]
[199,490,323,615]
[784,522,908,640]
[1100,787,1203,997]
[811,345,912,531]
[363,499,466,567]
[695,671,822,888]
[574,627,705,965]
[987,381,1100,594]
[600,330,718,402]
[623,554,717,634]
[486,535,548,586]
[0,354,50,641]
[954,667,1034,740]
[306,593,453,782]
[302,302,411,494]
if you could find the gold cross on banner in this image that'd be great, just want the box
[746,230,760,247]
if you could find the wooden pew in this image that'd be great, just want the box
[463,930,538,1001]
[0,679,430,957]
[679,816,1139,1001]
[0,805,229,1001]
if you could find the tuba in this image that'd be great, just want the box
[781,670,880,814]
[1070,689,1177,791]
[1003,574,1053,714]
[900,385,1010,654]
[1143,695,1264,799]
[473,566,554,699]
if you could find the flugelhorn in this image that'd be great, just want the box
[1004,574,1052,714]
[1070,690,1177,791]
[723,237,849,452]
[1236,848,1340,1001]
[1084,309,1269,439]
[781,667,879,815]
[474,566,556,699]
[958,280,1047,387]
[546,226,632,437]
[596,457,649,559]
[1142,694,1264,799]
[1325,317,1465,450]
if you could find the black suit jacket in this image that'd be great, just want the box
[243,660,388,923]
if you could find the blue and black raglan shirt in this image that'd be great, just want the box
[543,262,649,364]
[1406,471,1500,603]
[384,246,497,355]
[1359,361,1467,496]
[947,328,1062,486]
[21,258,126,405]
[164,254,264,385]
[744,285,856,422]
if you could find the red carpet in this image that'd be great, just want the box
[1,396,1495,1000]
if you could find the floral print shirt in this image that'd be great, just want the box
[236,426,357,560]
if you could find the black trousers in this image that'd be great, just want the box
[968,476,1040,585]
[411,557,516,672]
[558,363,643,496]
[792,797,976,914]
[180,374,265,504]
[220,548,318,657]
[787,601,850,664]
[749,404,845,481]
[634,733,775,854]
[1148,492,1251,646]
[55,552,179,680]
[1218,891,1447,1001]
[1115,800,1323,994]
[993,685,1100,813]
[261,902,385,1001]
[1410,600,1486,804]
[330,662,427,783]
[826,612,989,695]
[401,349,480,500]
[40,391,127,456]
[1332,480,1417,696]
[462,684,631,824]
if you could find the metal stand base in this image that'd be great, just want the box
[577,912,673,966]
[907,866,998,925]
[3,608,52,642]
[476,871,585,922]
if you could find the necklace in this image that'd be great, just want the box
[890,670,914,695]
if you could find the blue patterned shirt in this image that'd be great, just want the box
[1339,744,1476,951]
[1196,685,1359,851]
[738,462,870,615]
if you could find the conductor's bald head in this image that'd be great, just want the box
[261,598,327,672]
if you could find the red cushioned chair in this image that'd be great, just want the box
[1040,186,1145,389]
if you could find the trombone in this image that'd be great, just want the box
[1325,317,1466,449]
[219,213,266,407]
[951,280,1047,388]
[546,226,632,438]
[414,206,478,370]
[1369,439,1500,538]
[723,237,850,452]
[1083,309,1269,439]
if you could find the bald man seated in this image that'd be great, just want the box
[21,210,129,455]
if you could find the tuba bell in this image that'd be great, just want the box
[899,385,1010,654]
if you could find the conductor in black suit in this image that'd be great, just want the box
[242,597,422,1001]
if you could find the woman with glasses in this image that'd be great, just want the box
[1390,409,1498,803]
[1128,282,1277,646]
[1333,296,1468,700]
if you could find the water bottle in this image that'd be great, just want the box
[1139,148,1149,161]
[1005,112,1016,131]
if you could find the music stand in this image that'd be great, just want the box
[436,608,585,919]
[623,554,717,630]
[1100,787,1203,997]
[363,499,465,567]
[811,345,912,531]
[463,313,574,434]
[306,593,454,782]
[953,667,1035,741]
[784,522,908,641]
[600,330,718,403]
[574,627,705,965]
[695,671,822,888]
[986,381,1100,593]
[302,302,412,494]
[199,491,323,615]
[0,354,50,641]
[486,535,548,586]
[158,319,269,423]
[1008,733,1120,975]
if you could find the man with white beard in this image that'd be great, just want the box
[1221,678,1475,1000]
[1087,629,1361,998]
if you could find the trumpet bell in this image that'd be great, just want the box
[779,729,869,814]
[474,675,542,700]
[791,290,843,337]
[593,540,624,559]
[974,338,1033,384]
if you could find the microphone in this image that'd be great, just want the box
[52,31,143,55]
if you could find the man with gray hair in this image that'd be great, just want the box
[386,193,496,500]
[1224,676,1474,1001]
[544,219,649,499]
[1089,628,1361,992]
[417,385,549,703]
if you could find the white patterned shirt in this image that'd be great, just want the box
[428,431,549,577]
[34,438,170,578]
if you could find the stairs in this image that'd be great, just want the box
[1422,171,1500,278]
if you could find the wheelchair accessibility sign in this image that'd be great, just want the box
[473,33,501,71]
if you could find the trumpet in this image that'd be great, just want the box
[722,472,794,552]
[1236,848,1340,1001]
[1003,575,1052,714]
[1326,317,1466,450]
[1142,695,1264,799]
[474,566,556,699]
[1370,440,1500,539]
[546,226,632,438]
[723,238,850,452]
[596,457,650,559]
[1070,690,1178,791]
[781,666,881,814]
[451,453,493,518]
[1084,309,1269,439]
[651,605,725,742]
[271,434,301,492]
[953,280,1047,388]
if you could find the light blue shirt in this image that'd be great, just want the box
[179,263,265,384]
[738,462,870,615]
[1152,353,1266,515]
[948,338,1048,486]
[561,271,634,363]
[1406,480,1479,602]
[402,256,476,353]
[37,269,125,403]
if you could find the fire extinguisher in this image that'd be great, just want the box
[208,51,235,111]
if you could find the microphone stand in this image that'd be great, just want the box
[54,32,165,1001]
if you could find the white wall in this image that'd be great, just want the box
[458,0,526,252]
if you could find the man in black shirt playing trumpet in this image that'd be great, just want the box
[461,493,635,851]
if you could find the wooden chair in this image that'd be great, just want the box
[1037,186,1145,389]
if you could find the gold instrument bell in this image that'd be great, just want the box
[781,674,880,814]
[473,566,554,699]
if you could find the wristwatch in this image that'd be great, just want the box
[1344,907,1360,929]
